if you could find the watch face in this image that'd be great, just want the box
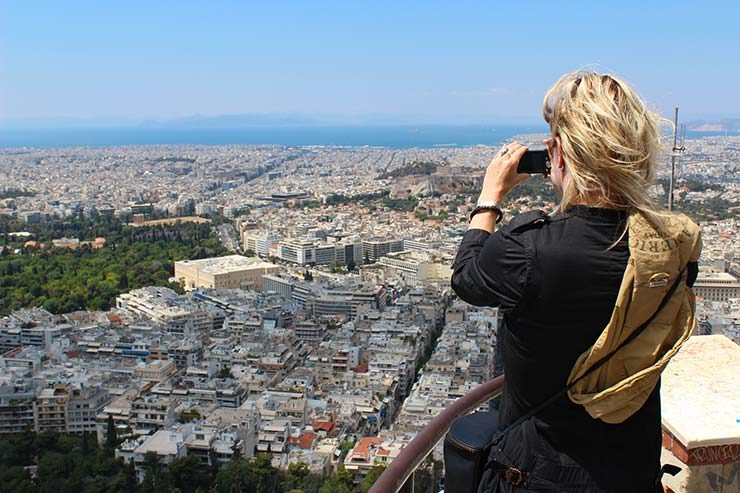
[476,201,499,208]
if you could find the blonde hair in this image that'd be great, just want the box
[542,71,669,228]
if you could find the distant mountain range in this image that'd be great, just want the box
[0,113,541,129]
[3,114,739,131]
[686,118,740,132]
[138,113,320,128]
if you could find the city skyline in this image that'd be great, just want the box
[2,1,740,124]
[1,3,739,490]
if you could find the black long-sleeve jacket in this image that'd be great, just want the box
[452,206,698,493]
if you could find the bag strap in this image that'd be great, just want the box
[489,268,686,444]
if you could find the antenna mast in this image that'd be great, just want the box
[668,107,686,211]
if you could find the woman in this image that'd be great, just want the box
[451,71,701,492]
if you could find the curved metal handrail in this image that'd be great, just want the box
[369,375,505,493]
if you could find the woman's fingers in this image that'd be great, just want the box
[479,141,533,202]
[493,142,524,167]
[509,144,528,162]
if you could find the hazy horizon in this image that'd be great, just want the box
[0,113,544,129]
[2,111,740,131]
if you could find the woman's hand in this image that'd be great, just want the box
[478,142,531,203]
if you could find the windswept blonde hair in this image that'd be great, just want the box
[543,71,669,229]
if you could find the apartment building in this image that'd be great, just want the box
[362,238,403,262]
[280,240,316,264]
[294,321,325,343]
[257,418,291,455]
[0,347,44,372]
[19,325,67,350]
[132,359,177,382]
[377,249,453,286]
[0,381,37,434]
[242,232,281,257]
[36,385,70,433]
[277,239,363,267]
[263,275,386,318]
[223,315,262,337]
[116,287,223,336]
[262,274,295,301]
[130,395,177,434]
[117,428,189,482]
[66,385,111,434]
[167,341,203,369]
[154,375,249,409]
[204,408,260,459]
[343,436,403,485]
[693,272,740,302]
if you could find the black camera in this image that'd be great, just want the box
[516,150,550,174]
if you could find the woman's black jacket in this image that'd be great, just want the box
[451,205,698,493]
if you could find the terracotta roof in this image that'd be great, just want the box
[351,437,382,461]
[313,420,335,433]
[299,432,318,450]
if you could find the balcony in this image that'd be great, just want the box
[369,335,740,493]
[369,375,504,493]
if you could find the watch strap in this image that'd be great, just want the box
[470,202,503,223]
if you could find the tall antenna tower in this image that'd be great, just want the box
[668,107,686,211]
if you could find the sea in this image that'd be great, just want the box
[0,125,546,149]
[0,125,735,149]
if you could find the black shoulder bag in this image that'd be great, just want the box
[443,269,686,493]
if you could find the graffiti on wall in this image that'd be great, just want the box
[705,462,740,493]
[691,445,740,465]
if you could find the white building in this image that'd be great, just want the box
[174,255,280,291]
[242,232,281,257]
[117,428,190,482]
[693,272,740,302]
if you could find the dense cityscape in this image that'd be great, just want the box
[0,135,739,493]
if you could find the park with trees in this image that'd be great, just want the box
[0,216,229,316]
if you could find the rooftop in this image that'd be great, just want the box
[694,271,740,285]
[175,255,278,275]
[134,429,188,456]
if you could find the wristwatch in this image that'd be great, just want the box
[469,200,503,223]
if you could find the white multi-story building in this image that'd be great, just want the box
[257,418,291,455]
[242,232,282,257]
[19,326,67,350]
[117,428,190,482]
[377,249,453,286]
[275,238,362,267]
[132,359,177,382]
[175,255,280,291]
[116,287,223,336]
[343,436,405,486]
[66,385,111,434]
[362,238,403,262]
[0,381,37,434]
[263,276,386,318]
[280,240,317,265]
[693,272,740,302]
[262,274,295,300]
[294,321,325,343]
[130,395,178,434]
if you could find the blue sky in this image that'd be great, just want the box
[1,0,738,123]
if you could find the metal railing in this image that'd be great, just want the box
[369,375,505,493]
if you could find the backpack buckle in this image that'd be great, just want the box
[504,467,526,486]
